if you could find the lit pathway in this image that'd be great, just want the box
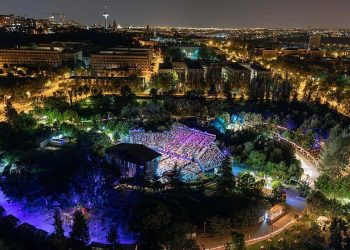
[296,152,320,188]
[197,155,318,249]
[197,187,305,249]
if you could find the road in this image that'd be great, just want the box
[0,74,69,121]
[296,152,320,188]
[197,187,305,249]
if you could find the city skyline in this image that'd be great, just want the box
[1,0,350,28]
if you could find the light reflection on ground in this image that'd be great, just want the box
[0,166,138,244]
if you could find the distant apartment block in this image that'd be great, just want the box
[309,35,321,49]
[0,14,35,32]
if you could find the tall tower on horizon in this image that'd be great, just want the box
[102,5,109,29]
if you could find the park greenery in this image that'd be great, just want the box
[1,28,350,249]
[0,71,350,249]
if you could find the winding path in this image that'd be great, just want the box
[296,153,320,188]
[197,145,320,249]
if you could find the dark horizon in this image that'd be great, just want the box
[1,0,350,29]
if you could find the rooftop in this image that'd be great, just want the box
[251,64,269,72]
[185,60,203,70]
[159,62,173,70]
[0,214,20,226]
[227,62,248,71]
[105,143,162,165]
[283,47,299,50]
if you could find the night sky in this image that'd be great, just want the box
[1,0,350,28]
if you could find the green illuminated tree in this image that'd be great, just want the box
[329,217,349,250]
[216,156,236,196]
[4,101,18,124]
[229,231,245,250]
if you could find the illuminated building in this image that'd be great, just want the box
[0,49,63,67]
[0,14,14,27]
[0,14,35,32]
[309,35,321,49]
[129,124,225,177]
[35,19,49,33]
[282,48,303,56]
[222,63,250,86]
[246,63,271,82]
[185,60,205,87]
[160,60,212,86]
[90,48,153,75]
[202,62,222,84]
[13,16,35,30]
[105,143,161,180]
[262,48,277,57]
[266,204,286,224]
[0,45,83,67]
[171,62,188,83]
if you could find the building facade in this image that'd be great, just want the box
[0,49,62,67]
[105,143,161,180]
[309,35,321,49]
[0,46,83,67]
[171,62,188,83]
[222,63,250,87]
[185,60,205,88]
[90,48,153,75]
[248,64,272,82]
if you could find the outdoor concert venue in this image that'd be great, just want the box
[129,123,226,181]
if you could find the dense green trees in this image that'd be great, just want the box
[132,198,196,250]
[216,156,236,196]
[121,101,171,127]
[297,179,311,198]
[246,150,266,169]
[4,101,18,124]
[306,191,343,219]
[320,126,350,179]
[229,231,245,250]
[167,164,186,191]
[329,217,350,250]
[316,126,350,199]
[226,128,302,181]
[271,180,285,203]
[120,85,134,98]
[150,72,179,92]
[208,216,231,236]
